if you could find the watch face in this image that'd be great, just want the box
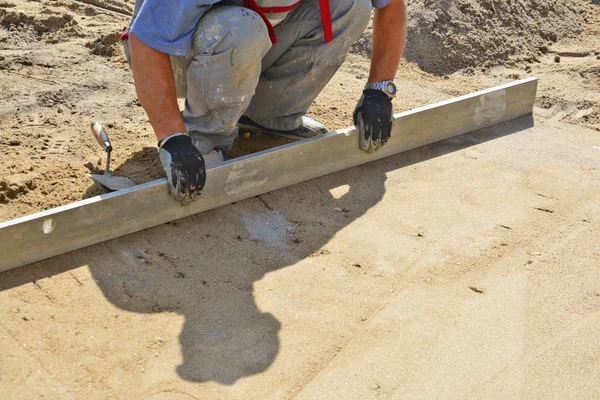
[387,83,396,95]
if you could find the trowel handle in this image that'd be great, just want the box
[91,121,113,153]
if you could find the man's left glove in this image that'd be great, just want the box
[159,134,206,205]
[353,89,393,153]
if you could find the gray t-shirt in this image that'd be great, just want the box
[130,0,390,56]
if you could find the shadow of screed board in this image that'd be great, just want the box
[0,77,538,272]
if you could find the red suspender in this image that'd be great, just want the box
[319,0,333,43]
[242,0,333,45]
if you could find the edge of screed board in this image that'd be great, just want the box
[0,77,538,273]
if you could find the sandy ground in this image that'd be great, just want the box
[1,0,600,398]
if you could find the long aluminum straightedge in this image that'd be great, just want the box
[0,78,538,272]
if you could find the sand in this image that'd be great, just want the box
[1,0,600,398]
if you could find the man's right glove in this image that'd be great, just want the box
[158,134,206,205]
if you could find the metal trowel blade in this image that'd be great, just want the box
[90,172,136,191]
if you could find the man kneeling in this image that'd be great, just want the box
[124,0,407,203]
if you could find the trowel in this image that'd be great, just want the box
[89,121,135,191]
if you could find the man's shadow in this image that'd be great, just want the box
[0,115,533,384]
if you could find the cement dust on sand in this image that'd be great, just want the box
[1,0,600,398]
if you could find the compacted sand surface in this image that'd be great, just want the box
[1,0,599,398]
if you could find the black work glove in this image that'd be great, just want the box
[353,89,393,153]
[158,135,206,205]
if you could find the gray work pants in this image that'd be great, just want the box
[137,0,372,152]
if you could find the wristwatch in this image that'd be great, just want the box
[364,80,397,99]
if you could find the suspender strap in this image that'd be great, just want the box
[242,0,333,45]
[319,0,333,43]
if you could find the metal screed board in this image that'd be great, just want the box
[0,78,538,273]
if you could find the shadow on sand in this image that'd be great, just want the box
[0,115,533,384]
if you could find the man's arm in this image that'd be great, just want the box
[128,32,185,142]
[353,0,408,153]
[128,33,206,204]
[369,0,407,81]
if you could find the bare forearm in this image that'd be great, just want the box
[368,0,407,82]
[128,33,185,142]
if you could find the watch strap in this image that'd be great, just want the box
[364,81,388,91]
[364,80,396,98]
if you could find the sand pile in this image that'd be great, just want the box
[0,6,83,44]
[67,0,134,15]
[354,0,586,75]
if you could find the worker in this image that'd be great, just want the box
[123,0,407,204]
